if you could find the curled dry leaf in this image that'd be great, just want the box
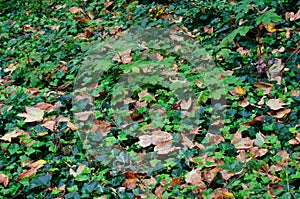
[17,106,44,123]
[285,10,300,21]
[288,133,300,145]
[17,160,46,181]
[231,132,253,150]
[266,99,286,110]
[220,169,235,181]
[238,96,249,107]
[0,174,9,187]
[237,47,250,55]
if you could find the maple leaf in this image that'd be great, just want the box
[17,106,44,123]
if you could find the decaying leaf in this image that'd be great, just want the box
[231,132,253,150]
[70,164,86,178]
[266,99,286,110]
[0,174,9,187]
[17,106,44,123]
[154,140,179,154]
[34,102,55,113]
[229,86,246,97]
[264,23,276,33]
[203,167,219,184]
[238,96,249,107]
[185,169,206,189]
[138,131,172,147]
[17,160,46,181]
[90,120,111,136]
[254,82,274,95]
[69,6,84,14]
[273,108,291,119]
[0,129,29,142]
[285,10,300,21]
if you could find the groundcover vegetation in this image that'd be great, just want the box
[0,0,299,198]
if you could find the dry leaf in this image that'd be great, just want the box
[34,102,54,113]
[42,120,56,131]
[17,106,44,123]
[112,48,132,64]
[70,164,85,178]
[74,111,93,121]
[285,10,300,21]
[231,132,253,150]
[254,82,274,95]
[90,120,111,136]
[0,129,28,142]
[273,108,291,118]
[220,169,235,181]
[17,167,39,181]
[229,86,246,97]
[69,6,84,14]
[264,23,276,33]
[181,133,194,148]
[185,169,205,186]
[154,140,179,154]
[266,99,286,110]
[0,174,9,187]
[238,96,249,107]
[203,167,219,184]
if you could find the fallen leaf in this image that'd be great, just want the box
[285,10,300,21]
[264,23,276,33]
[266,99,286,110]
[90,120,111,136]
[0,129,28,142]
[231,132,253,150]
[69,6,84,14]
[154,140,179,154]
[112,48,132,64]
[42,120,56,131]
[0,174,9,187]
[210,188,235,199]
[70,164,85,178]
[34,102,54,113]
[273,108,291,118]
[17,106,44,123]
[254,82,274,95]
[229,86,246,97]
[17,167,39,181]
[74,111,93,121]
[181,133,194,148]
[185,169,206,189]
[238,96,249,107]
[220,169,235,180]
[203,167,219,184]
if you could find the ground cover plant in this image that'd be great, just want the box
[0,0,299,198]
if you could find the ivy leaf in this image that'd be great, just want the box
[255,9,282,25]
[221,26,253,46]
[17,106,44,123]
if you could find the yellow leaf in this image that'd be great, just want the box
[235,86,246,95]
[264,23,276,33]
[34,160,47,166]
[37,132,48,137]
[69,6,83,14]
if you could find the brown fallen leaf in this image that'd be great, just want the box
[220,169,235,181]
[34,102,54,113]
[154,140,180,155]
[70,164,86,178]
[185,169,206,189]
[17,167,39,181]
[273,108,291,119]
[237,47,250,55]
[266,99,286,110]
[17,106,44,123]
[90,120,111,136]
[42,120,56,131]
[254,82,274,95]
[203,167,219,184]
[0,174,9,187]
[231,132,253,150]
[238,96,249,107]
[0,129,29,142]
